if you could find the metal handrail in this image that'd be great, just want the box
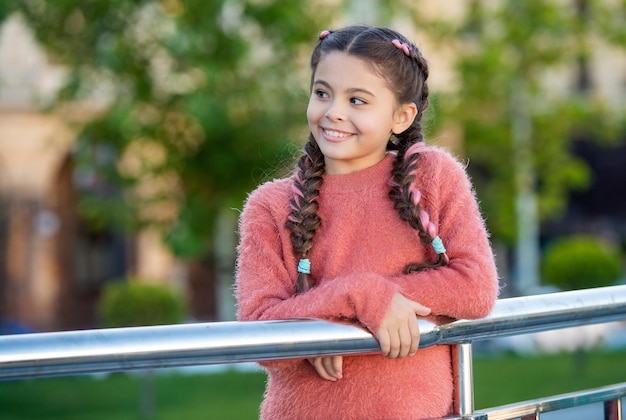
[470,382,626,420]
[1,284,626,419]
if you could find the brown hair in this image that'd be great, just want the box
[286,25,449,293]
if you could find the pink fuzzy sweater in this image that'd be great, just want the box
[235,147,499,420]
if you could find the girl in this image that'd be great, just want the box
[235,25,499,419]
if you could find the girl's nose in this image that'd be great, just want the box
[324,101,345,121]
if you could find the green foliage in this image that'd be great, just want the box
[0,1,16,23]
[99,280,186,327]
[7,1,626,254]
[541,235,623,290]
[10,0,340,258]
[415,0,625,245]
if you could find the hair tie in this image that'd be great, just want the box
[319,30,331,40]
[298,258,311,274]
[391,39,412,57]
[431,236,446,254]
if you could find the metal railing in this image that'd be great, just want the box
[1,285,626,419]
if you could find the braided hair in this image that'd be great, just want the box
[286,25,449,293]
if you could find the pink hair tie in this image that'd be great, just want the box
[392,39,412,57]
[319,30,331,39]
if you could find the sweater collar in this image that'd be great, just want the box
[321,153,395,194]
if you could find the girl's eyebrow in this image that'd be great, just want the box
[313,79,376,97]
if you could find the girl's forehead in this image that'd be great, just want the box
[316,51,376,73]
[313,51,391,91]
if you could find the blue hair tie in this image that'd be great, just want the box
[298,258,311,274]
[431,236,446,254]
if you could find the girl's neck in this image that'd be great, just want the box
[321,153,394,193]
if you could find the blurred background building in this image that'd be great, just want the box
[1,1,624,333]
[0,13,197,331]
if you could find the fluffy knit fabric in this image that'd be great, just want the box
[235,146,499,420]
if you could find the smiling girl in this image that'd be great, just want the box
[235,25,499,419]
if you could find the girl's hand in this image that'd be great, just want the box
[375,292,431,359]
[308,356,343,381]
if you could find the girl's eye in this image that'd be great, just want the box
[351,97,366,105]
[315,89,329,99]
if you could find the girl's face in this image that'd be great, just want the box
[307,51,416,175]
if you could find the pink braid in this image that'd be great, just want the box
[403,143,445,253]
[406,141,427,156]
[408,184,421,206]
[418,210,438,239]
[291,183,305,198]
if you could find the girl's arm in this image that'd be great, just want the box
[235,185,402,369]
[388,149,500,322]
[235,183,399,333]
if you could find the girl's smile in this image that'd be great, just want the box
[320,127,355,142]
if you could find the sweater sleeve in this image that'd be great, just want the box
[389,149,500,321]
[235,182,399,333]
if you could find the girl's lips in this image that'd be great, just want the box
[321,127,354,142]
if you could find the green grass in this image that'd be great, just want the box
[0,369,266,420]
[0,350,624,419]
[474,349,626,409]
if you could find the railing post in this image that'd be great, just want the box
[605,398,622,420]
[453,342,475,417]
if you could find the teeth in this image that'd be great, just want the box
[324,129,350,138]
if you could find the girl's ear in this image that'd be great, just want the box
[392,102,418,134]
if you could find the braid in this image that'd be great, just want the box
[389,49,450,274]
[285,135,325,293]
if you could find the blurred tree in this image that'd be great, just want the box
[452,0,623,240]
[99,280,186,327]
[399,0,626,292]
[3,1,624,294]
[4,0,339,258]
[0,0,21,21]
[541,235,622,291]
